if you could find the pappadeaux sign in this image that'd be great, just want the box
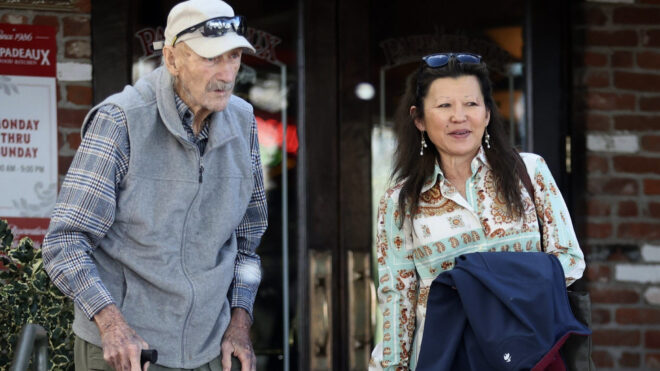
[134,26,282,64]
[0,24,56,76]
[0,24,58,246]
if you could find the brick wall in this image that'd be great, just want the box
[574,0,660,369]
[0,0,91,182]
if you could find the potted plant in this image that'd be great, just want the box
[0,219,74,370]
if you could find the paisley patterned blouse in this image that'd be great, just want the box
[369,149,585,370]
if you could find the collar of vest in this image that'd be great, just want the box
[149,67,241,151]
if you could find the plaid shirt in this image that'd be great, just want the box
[43,94,267,319]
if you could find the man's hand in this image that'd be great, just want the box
[221,308,256,371]
[94,304,150,371]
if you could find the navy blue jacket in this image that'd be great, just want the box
[417,252,590,371]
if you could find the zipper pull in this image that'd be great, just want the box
[199,164,204,183]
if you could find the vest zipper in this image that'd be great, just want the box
[181,148,203,363]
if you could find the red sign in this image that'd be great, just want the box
[0,24,57,77]
[1,24,57,249]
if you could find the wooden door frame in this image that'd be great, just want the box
[91,0,131,103]
[301,0,372,369]
[525,0,575,207]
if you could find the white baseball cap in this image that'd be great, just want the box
[156,0,255,58]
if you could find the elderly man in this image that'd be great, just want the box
[42,0,267,370]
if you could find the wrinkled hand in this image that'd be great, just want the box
[94,304,150,371]
[221,308,256,371]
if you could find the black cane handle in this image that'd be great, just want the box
[140,349,158,367]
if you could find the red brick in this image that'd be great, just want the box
[592,308,611,324]
[618,201,638,217]
[581,51,608,67]
[75,0,91,13]
[66,85,92,106]
[615,71,660,92]
[642,136,660,152]
[608,248,632,262]
[593,350,614,368]
[587,155,609,173]
[647,353,660,369]
[644,179,660,195]
[65,39,91,59]
[641,96,660,111]
[32,15,60,33]
[585,263,612,282]
[66,133,81,151]
[650,202,660,218]
[612,51,634,68]
[619,223,660,239]
[0,14,28,24]
[604,178,639,195]
[586,92,635,111]
[639,51,660,70]
[647,331,660,348]
[591,350,614,368]
[620,352,641,368]
[63,16,90,37]
[590,287,639,303]
[583,70,610,88]
[585,113,612,131]
[615,115,660,131]
[57,108,87,128]
[58,156,74,176]
[586,222,613,238]
[588,177,638,195]
[618,308,660,324]
[614,156,660,174]
[593,329,641,346]
[587,199,611,216]
[644,29,660,47]
[586,30,638,47]
[613,7,660,25]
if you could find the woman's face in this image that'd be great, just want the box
[413,75,490,161]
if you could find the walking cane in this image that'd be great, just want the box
[141,349,158,368]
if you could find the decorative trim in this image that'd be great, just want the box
[0,0,77,11]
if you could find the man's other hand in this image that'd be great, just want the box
[221,308,256,371]
[94,304,150,371]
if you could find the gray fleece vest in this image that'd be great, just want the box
[72,66,254,368]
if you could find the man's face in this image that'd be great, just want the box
[166,43,242,113]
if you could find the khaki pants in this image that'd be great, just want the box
[74,336,226,371]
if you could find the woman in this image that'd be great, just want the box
[369,53,585,370]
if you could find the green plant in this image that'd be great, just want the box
[0,219,74,370]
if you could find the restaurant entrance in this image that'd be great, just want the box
[91,0,572,369]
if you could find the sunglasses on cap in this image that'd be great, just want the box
[172,15,246,46]
[422,53,482,68]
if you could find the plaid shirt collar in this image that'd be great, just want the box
[174,93,211,151]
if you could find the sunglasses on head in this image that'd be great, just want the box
[422,53,482,68]
[172,16,246,46]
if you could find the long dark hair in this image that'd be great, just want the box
[392,57,526,225]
